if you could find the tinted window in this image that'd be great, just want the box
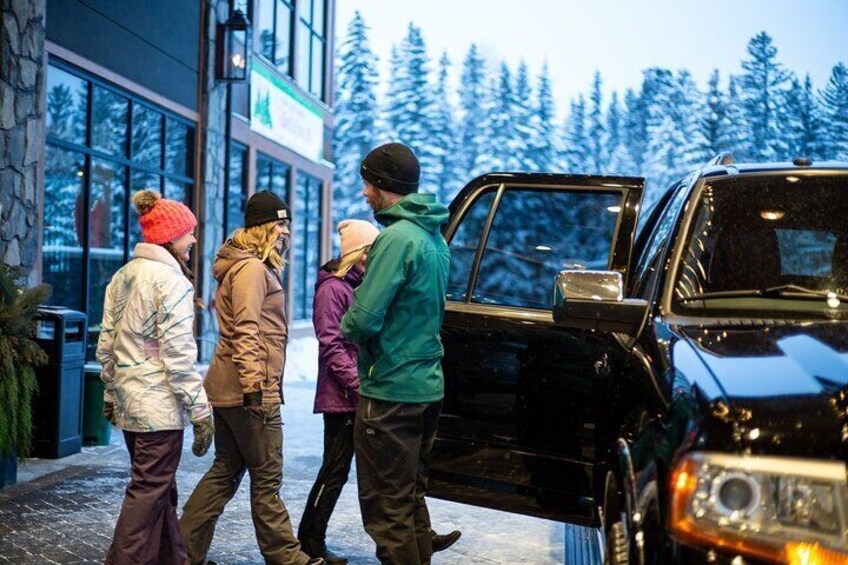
[473,188,623,309]
[446,189,496,301]
[294,173,322,321]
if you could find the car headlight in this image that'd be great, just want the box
[669,452,848,564]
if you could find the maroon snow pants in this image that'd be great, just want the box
[105,429,186,565]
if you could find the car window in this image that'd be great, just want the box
[472,187,623,309]
[446,189,497,301]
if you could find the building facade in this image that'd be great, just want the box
[0,0,338,362]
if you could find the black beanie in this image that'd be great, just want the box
[360,143,420,195]
[244,190,291,228]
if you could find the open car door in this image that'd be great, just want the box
[429,173,644,525]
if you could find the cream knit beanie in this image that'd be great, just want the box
[338,219,379,257]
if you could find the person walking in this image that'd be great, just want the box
[179,191,323,565]
[299,219,461,564]
[97,190,214,565]
[341,143,454,564]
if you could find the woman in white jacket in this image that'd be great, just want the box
[97,189,213,565]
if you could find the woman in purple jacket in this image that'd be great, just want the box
[298,220,462,564]
[298,219,379,564]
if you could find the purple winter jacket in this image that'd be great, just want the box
[312,264,363,413]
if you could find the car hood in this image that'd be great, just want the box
[675,321,848,459]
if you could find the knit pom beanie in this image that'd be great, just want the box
[133,190,197,245]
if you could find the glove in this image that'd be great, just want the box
[191,415,214,457]
[103,401,117,425]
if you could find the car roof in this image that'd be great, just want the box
[700,160,848,178]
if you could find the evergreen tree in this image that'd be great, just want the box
[476,61,517,172]
[725,75,750,160]
[692,69,732,165]
[783,74,827,160]
[820,62,848,160]
[332,11,380,223]
[606,91,635,175]
[513,61,536,171]
[560,95,588,172]
[586,71,606,174]
[527,62,557,173]
[623,88,648,176]
[383,24,440,194]
[458,44,488,177]
[431,52,463,201]
[739,32,790,161]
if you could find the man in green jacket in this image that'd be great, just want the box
[341,143,452,564]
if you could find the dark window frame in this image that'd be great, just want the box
[295,0,326,100]
[257,0,296,77]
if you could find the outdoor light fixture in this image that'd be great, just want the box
[217,9,251,82]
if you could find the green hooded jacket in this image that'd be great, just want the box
[341,193,451,403]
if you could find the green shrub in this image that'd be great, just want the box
[0,265,50,458]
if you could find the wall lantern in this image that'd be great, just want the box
[217,10,251,82]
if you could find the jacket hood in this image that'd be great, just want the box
[212,242,261,282]
[676,321,848,458]
[314,264,364,293]
[375,193,449,234]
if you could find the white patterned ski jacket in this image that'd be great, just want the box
[96,243,211,432]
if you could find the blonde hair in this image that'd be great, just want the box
[230,222,285,270]
[333,247,368,279]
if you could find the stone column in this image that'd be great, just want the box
[197,0,229,361]
[0,0,46,285]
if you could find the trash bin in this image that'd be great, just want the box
[31,306,87,459]
[83,366,111,446]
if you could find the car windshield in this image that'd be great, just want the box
[672,173,848,317]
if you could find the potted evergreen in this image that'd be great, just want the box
[0,264,50,488]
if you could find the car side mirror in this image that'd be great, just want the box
[552,270,648,335]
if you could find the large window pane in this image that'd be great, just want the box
[258,0,275,61]
[165,118,192,176]
[91,86,128,156]
[293,173,322,320]
[132,104,163,167]
[165,179,193,209]
[310,35,324,98]
[473,189,623,309]
[46,66,87,146]
[226,145,248,235]
[313,0,324,35]
[296,22,310,87]
[43,145,86,311]
[275,0,293,72]
[88,160,126,359]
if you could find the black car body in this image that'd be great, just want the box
[427,160,848,563]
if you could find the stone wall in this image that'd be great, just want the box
[0,0,46,285]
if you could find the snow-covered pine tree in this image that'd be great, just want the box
[431,52,463,202]
[725,75,750,161]
[820,62,848,160]
[739,32,790,161]
[332,11,380,224]
[623,88,648,177]
[459,44,489,178]
[383,44,405,141]
[692,69,732,165]
[383,24,440,194]
[586,71,606,174]
[783,74,827,160]
[560,95,588,173]
[527,62,557,173]
[478,61,518,172]
[513,61,536,171]
[606,91,635,176]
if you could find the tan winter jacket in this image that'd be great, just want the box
[205,242,288,407]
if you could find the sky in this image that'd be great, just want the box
[335,0,848,117]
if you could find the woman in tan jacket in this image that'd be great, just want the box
[179,191,323,565]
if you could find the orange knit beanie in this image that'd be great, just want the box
[133,190,197,245]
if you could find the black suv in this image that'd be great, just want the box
[428,157,848,564]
